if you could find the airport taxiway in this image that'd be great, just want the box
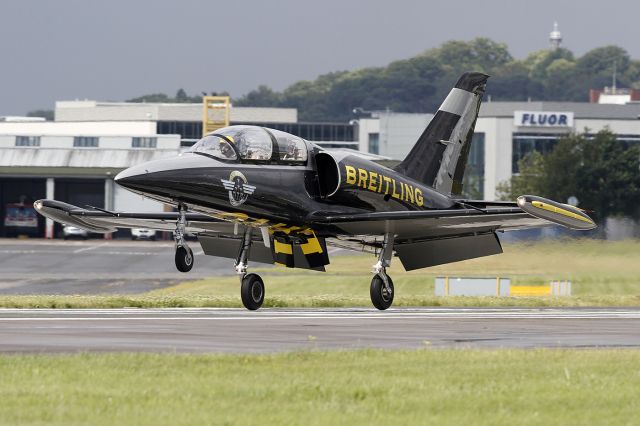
[0,239,239,294]
[1,307,639,353]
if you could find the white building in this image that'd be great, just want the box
[356,112,433,159]
[357,101,640,200]
[0,101,362,238]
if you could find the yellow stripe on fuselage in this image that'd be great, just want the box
[531,201,593,224]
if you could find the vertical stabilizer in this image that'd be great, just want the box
[393,72,488,195]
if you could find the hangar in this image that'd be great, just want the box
[0,101,367,238]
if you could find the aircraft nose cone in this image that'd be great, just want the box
[114,163,148,184]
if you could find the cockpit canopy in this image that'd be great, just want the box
[188,125,308,163]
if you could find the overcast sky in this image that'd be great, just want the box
[2,0,639,115]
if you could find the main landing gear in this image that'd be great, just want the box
[236,228,265,310]
[171,205,394,311]
[370,233,395,310]
[174,204,194,273]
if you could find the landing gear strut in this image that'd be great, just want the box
[174,203,193,273]
[370,233,395,310]
[236,228,265,310]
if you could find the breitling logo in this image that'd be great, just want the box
[345,165,424,207]
[221,171,256,207]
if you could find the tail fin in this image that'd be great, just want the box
[393,72,488,195]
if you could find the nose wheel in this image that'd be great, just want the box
[175,245,194,272]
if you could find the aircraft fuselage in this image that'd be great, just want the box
[114,142,456,234]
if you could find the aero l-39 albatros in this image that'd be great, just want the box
[35,73,596,310]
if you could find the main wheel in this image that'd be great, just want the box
[175,245,193,272]
[370,273,394,310]
[241,273,265,310]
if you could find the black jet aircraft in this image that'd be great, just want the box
[35,73,596,310]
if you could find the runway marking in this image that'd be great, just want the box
[0,249,166,256]
[73,242,109,254]
[1,309,639,321]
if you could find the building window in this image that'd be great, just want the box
[157,120,357,146]
[15,136,40,147]
[368,133,379,154]
[512,133,559,173]
[132,137,157,148]
[462,132,485,199]
[73,136,99,147]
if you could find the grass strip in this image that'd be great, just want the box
[1,294,640,309]
[2,239,639,308]
[0,349,638,425]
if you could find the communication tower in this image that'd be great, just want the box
[549,22,562,50]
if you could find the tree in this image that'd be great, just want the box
[127,89,203,104]
[234,85,282,108]
[489,61,542,101]
[497,151,546,200]
[127,93,171,103]
[26,109,54,121]
[124,39,640,121]
[498,130,640,222]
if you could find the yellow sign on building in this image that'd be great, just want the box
[202,96,231,136]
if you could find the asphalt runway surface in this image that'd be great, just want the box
[1,307,639,353]
[0,238,250,294]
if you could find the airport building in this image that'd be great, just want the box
[0,101,361,238]
[4,94,640,238]
[356,101,640,201]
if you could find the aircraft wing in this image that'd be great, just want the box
[35,199,329,271]
[34,199,235,234]
[313,195,595,238]
[311,204,546,239]
[312,197,596,271]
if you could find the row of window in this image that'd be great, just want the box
[157,121,356,142]
[512,132,640,173]
[13,136,158,148]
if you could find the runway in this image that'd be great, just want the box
[1,307,639,353]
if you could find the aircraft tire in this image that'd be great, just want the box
[241,273,265,310]
[370,274,394,310]
[175,245,194,272]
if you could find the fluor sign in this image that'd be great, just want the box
[514,111,574,127]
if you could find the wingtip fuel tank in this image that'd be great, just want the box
[517,195,596,230]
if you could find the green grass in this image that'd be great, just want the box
[144,238,640,307]
[0,349,639,425]
[2,239,640,308]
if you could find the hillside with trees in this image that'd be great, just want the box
[28,38,640,122]
[232,38,640,121]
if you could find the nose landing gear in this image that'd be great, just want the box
[174,203,193,273]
